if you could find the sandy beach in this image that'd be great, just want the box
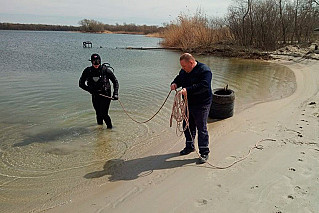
[49,57,319,213]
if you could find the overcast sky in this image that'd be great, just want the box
[0,0,231,26]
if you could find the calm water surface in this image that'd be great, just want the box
[0,30,295,212]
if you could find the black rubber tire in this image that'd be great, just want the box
[209,88,235,119]
[212,88,235,104]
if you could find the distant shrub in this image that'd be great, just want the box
[78,19,105,33]
[161,12,233,51]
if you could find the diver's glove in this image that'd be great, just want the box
[112,94,118,100]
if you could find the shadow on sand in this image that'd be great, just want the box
[84,152,198,181]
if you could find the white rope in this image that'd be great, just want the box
[170,90,189,136]
[101,91,277,169]
[169,91,277,169]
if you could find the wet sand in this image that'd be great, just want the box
[48,57,319,213]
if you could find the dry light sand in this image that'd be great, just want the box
[50,57,319,213]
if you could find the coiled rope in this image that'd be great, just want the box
[99,91,276,169]
[170,91,189,136]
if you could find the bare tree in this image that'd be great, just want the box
[227,0,319,50]
[242,0,252,45]
[279,0,288,44]
[78,19,104,32]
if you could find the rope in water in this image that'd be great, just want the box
[99,90,172,124]
[99,92,276,169]
[100,90,185,126]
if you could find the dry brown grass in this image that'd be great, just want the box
[161,13,233,52]
[145,32,164,38]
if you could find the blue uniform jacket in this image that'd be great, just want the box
[172,61,212,106]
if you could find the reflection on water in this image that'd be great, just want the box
[13,127,91,147]
[197,56,296,112]
[0,30,295,212]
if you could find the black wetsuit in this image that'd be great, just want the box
[79,64,119,127]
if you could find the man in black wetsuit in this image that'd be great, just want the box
[79,54,119,128]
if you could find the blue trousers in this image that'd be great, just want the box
[183,103,211,155]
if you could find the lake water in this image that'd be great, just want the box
[0,30,296,212]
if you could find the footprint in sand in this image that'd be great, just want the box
[195,199,208,206]
[288,195,294,199]
[294,186,308,195]
[250,185,259,189]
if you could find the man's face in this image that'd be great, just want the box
[93,64,100,69]
[92,59,100,69]
[180,59,194,73]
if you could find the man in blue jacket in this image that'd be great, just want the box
[171,53,212,163]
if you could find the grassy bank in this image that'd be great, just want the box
[160,14,231,51]
[159,13,272,59]
[160,0,319,60]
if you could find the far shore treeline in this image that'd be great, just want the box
[0,21,163,35]
[0,22,80,31]
[1,0,318,57]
